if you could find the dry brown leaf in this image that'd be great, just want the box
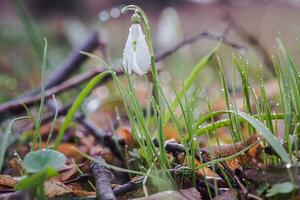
[115,126,137,149]
[164,124,181,143]
[52,164,78,182]
[9,157,24,176]
[57,143,80,158]
[44,180,72,198]
[195,159,219,177]
[209,134,262,170]
[0,175,16,188]
[67,183,96,197]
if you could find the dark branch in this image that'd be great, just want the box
[0,29,245,116]
[155,30,247,61]
[90,156,116,200]
[19,30,104,98]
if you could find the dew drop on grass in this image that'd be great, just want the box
[286,163,292,169]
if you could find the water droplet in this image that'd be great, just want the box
[99,10,110,22]
[110,7,120,18]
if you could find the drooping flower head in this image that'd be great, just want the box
[123,13,151,76]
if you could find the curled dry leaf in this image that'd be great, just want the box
[67,183,96,197]
[164,124,181,143]
[54,164,78,182]
[0,175,16,188]
[9,157,24,176]
[208,134,262,170]
[44,180,72,198]
[44,180,95,198]
[115,126,137,149]
[57,143,80,158]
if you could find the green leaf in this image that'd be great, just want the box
[266,182,295,197]
[16,166,58,190]
[22,149,66,173]
[236,111,292,164]
[164,43,220,123]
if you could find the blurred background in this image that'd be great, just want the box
[1,0,300,104]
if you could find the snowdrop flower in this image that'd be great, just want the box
[123,14,151,76]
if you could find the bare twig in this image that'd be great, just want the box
[113,177,143,197]
[0,68,105,115]
[91,156,116,200]
[155,30,246,61]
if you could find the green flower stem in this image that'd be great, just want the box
[122,5,169,168]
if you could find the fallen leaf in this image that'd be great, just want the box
[115,126,137,149]
[57,143,80,158]
[164,124,181,143]
[44,180,72,198]
[0,175,16,188]
[54,164,78,182]
[67,183,96,197]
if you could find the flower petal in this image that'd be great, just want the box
[123,24,151,76]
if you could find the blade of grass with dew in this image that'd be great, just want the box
[233,56,252,115]
[0,116,29,172]
[172,83,197,185]
[164,43,220,123]
[218,57,241,142]
[54,71,110,149]
[236,111,291,164]
[273,56,292,143]
[31,38,48,151]
[260,79,274,134]
[195,113,284,136]
[277,39,300,118]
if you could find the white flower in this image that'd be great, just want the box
[123,23,151,76]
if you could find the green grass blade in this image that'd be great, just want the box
[196,113,284,136]
[236,111,291,164]
[31,38,48,151]
[164,43,220,123]
[54,71,111,149]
